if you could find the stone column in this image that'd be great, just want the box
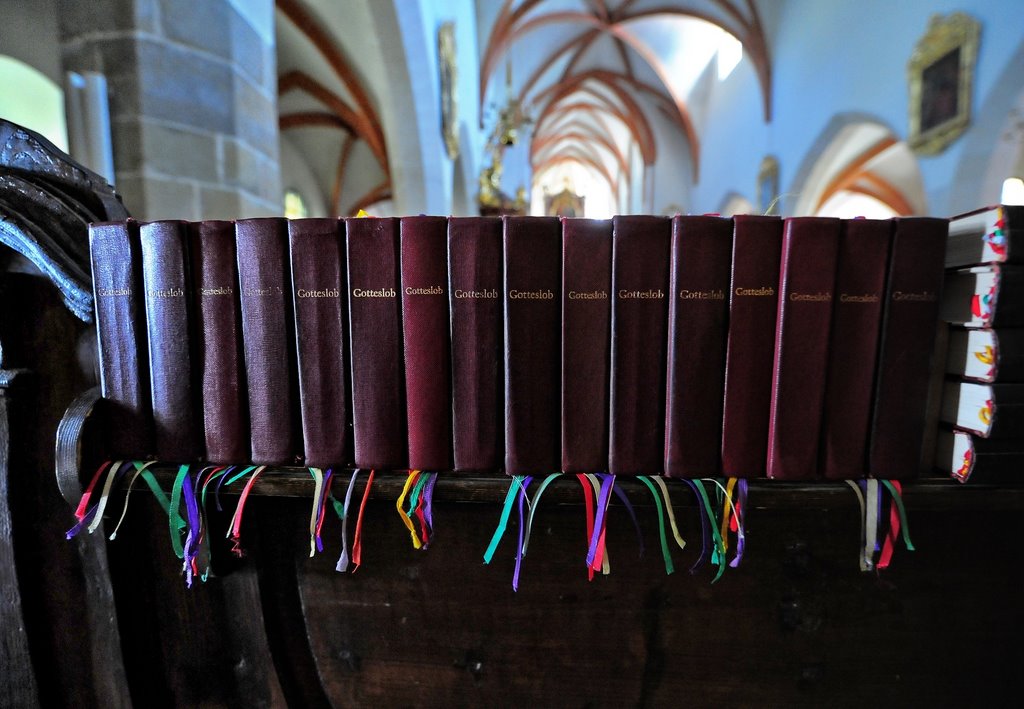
[58,0,280,220]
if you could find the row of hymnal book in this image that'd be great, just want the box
[89,212,949,480]
[935,204,1024,482]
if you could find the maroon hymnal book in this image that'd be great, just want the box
[139,220,200,461]
[609,215,671,475]
[89,219,153,457]
[504,216,561,474]
[448,217,503,471]
[765,217,842,479]
[189,220,248,464]
[721,215,783,478]
[400,215,452,471]
[664,215,733,478]
[236,218,301,465]
[561,218,612,473]
[346,216,407,470]
[288,218,349,468]
[820,219,892,479]
[868,217,948,479]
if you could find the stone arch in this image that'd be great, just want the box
[789,113,925,217]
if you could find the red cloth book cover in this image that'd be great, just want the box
[400,215,452,471]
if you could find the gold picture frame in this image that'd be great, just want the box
[438,22,459,160]
[907,12,980,156]
[757,155,779,215]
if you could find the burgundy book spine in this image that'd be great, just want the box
[289,218,349,468]
[561,218,612,473]
[609,215,671,475]
[868,217,948,479]
[664,215,733,478]
[765,217,842,479]
[139,220,200,461]
[346,217,407,470]
[236,218,300,465]
[504,216,561,474]
[820,219,892,479]
[189,220,248,464]
[400,216,452,471]
[89,220,153,458]
[448,217,503,471]
[721,215,783,478]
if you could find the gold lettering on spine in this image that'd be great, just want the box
[97,287,132,297]
[454,288,499,299]
[734,286,775,297]
[568,290,608,300]
[789,292,832,302]
[892,290,936,302]
[678,289,724,300]
[839,293,879,303]
[297,288,340,298]
[352,288,397,298]
[404,285,445,295]
[617,289,665,299]
[509,289,554,299]
[148,287,185,298]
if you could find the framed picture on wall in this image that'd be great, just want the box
[757,155,779,215]
[907,12,980,156]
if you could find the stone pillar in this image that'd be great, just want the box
[58,0,280,220]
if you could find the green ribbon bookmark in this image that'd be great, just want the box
[484,476,524,564]
[167,464,191,560]
[523,473,562,556]
[694,480,726,583]
[880,480,915,551]
[637,476,674,575]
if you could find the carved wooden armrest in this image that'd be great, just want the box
[55,386,102,508]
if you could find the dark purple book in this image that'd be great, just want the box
[90,219,153,458]
[289,217,349,468]
[189,220,248,464]
[504,216,561,474]
[664,215,733,478]
[140,220,200,461]
[561,218,612,473]
[236,217,301,465]
[868,217,948,479]
[608,215,671,475]
[721,215,783,478]
[820,219,892,479]
[346,216,407,470]
[448,217,504,472]
[765,217,841,480]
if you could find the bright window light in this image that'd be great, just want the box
[717,33,743,80]
[1001,177,1024,205]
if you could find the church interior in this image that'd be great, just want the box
[1,0,1023,706]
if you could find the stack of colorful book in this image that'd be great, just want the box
[89,212,949,481]
[936,205,1024,482]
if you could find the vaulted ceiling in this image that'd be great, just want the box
[274,0,772,215]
